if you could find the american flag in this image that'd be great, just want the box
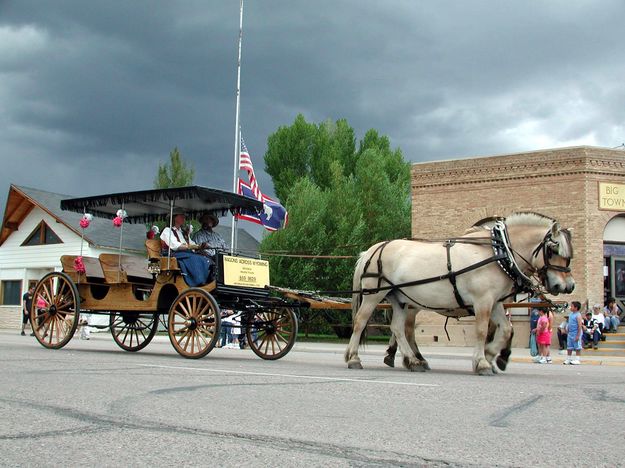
[237,137,288,231]
[239,139,262,200]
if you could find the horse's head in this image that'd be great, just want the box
[531,222,575,295]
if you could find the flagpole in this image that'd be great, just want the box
[230,0,244,254]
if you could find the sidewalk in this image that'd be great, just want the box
[5,329,625,366]
[293,341,625,367]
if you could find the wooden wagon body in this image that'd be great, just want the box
[30,186,298,360]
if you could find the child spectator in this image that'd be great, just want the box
[582,311,600,349]
[557,315,568,351]
[535,309,551,364]
[564,301,583,365]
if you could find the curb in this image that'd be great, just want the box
[511,357,625,367]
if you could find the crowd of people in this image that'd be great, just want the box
[530,297,622,365]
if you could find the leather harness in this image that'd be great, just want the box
[355,221,565,315]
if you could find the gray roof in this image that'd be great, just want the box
[216,225,260,256]
[16,185,259,254]
[18,185,149,252]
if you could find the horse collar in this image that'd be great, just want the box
[491,221,535,294]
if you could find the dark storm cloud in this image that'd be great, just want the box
[1,0,624,231]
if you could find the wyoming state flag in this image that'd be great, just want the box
[236,138,288,231]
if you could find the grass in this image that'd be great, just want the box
[296,333,391,343]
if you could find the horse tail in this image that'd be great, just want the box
[352,250,368,345]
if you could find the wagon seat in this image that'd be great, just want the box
[145,239,179,273]
[98,253,155,285]
[60,255,106,284]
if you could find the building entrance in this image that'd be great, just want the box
[603,215,625,309]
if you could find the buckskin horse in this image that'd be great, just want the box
[344,212,574,375]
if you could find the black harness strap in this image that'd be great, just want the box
[359,253,508,296]
[357,241,393,310]
[444,240,468,310]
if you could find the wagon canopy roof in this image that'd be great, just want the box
[60,186,264,224]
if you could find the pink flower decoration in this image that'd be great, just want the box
[74,256,86,274]
[80,213,93,229]
[113,216,123,227]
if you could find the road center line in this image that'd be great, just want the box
[139,364,439,387]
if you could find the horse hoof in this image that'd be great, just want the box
[348,361,363,370]
[383,355,395,368]
[421,360,431,371]
[477,367,494,376]
[409,364,427,372]
[496,356,508,371]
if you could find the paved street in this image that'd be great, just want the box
[1,330,624,467]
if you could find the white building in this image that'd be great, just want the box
[0,185,148,329]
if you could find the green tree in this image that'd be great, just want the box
[260,115,411,298]
[154,147,195,188]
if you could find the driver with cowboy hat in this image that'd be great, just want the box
[159,209,213,287]
[160,209,203,253]
[192,212,227,259]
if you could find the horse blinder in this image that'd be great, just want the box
[534,232,571,278]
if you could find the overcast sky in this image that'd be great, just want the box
[1,1,624,238]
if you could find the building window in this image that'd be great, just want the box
[1,280,22,306]
[21,221,62,246]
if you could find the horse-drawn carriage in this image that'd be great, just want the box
[29,186,298,360]
[30,185,577,375]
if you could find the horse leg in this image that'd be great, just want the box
[388,298,425,372]
[384,302,425,368]
[472,303,495,375]
[385,304,428,369]
[344,295,382,369]
[384,335,397,368]
[404,307,429,370]
[484,320,497,367]
[485,302,514,372]
[497,327,514,371]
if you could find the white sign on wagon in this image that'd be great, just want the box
[222,255,270,288]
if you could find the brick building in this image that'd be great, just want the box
[410,146,625,346]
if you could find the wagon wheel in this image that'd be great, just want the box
[30,272,80,349]
[246,308,298,360]
[110,312,158,352]
[168,288,220,359]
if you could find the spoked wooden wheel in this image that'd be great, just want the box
[246,308,298,360]
[168,288,220,359]
[110,312,158,352]
[30,272,80,349]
